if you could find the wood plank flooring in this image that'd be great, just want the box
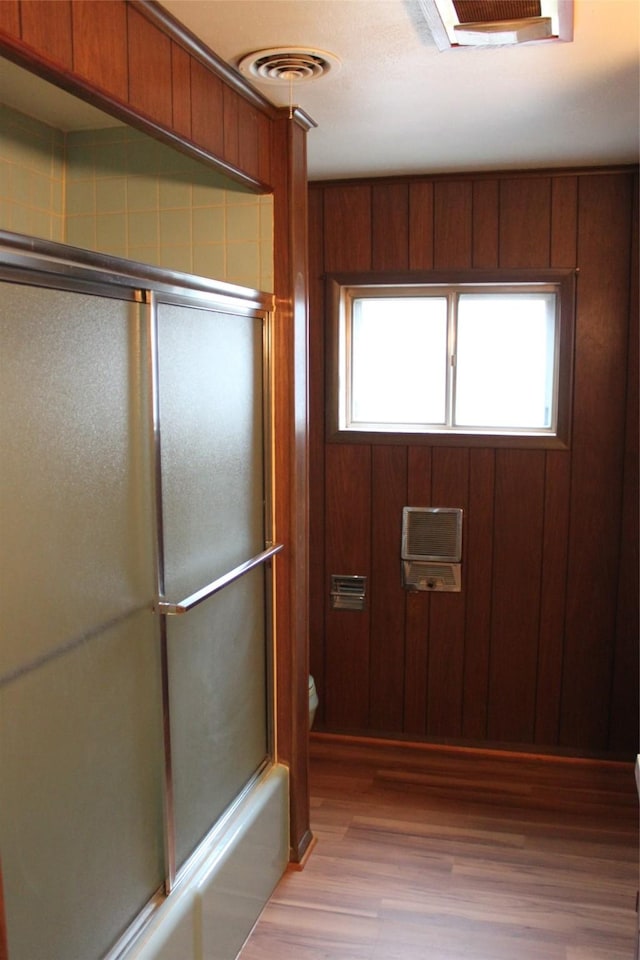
[238,735,639,960]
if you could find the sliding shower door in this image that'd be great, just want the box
[154,297,272,874]
[0,263,276,959]
[0,278,165,960]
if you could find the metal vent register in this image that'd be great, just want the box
[401,507,463,592]
[330,575,367,611]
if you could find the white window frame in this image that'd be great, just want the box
[327,270,576,449]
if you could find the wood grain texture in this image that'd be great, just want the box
[309,170,638,759]
[372,183,409,270]
[170,41,191,139]
[608,174,639,755]
[237,99,260,183]
[434,180,472,268]
[190,57,224,159]
[20,0,72,66]
[403,447,432,734]
[488,450,545,743]
[324,444,372,729]
[551,176,578,269]
[71,0,128,103]
[308,186,326,724]
[127,4,172,127]
[323,183,372,272]
[427,449,469,737]
[535,451,571,744]
[462,448,495,740]
[239,736,639,960]
[0,1,20,37]
[560,173,633,751]
[270,115,312,860]
[499,177,552,267]
[223,84,239,167]
[369,445,407,732]
[409,181,434,269]
[472,179,499,268]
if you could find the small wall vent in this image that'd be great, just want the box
[330,574,367,611]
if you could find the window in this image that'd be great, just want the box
[328,271,575,447]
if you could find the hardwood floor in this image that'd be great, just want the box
[238,735,639,960]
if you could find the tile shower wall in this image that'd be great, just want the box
[1,107,273,292]
[0,104,65,242]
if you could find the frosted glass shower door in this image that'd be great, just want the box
[0,279,164,960]
[155,299,271,872]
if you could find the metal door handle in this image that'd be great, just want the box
[155,543,283,615]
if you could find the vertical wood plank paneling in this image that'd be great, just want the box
[488,450,545,743]
[369,445,407,732]
[71,0,128,103]
[499,177,551,267]
[462,448,495,740]
[561,174,634,750]
[170,42,192,139]
[308,186,326,722]
[409,181,434,269]
[20,0,72,66]
[0,1,20,36]
[535,450,571,744]
[472,179,499,267]
[238,100,260,183]
[534,173,578,745]
[372,183,409,270]
[434,181,472,268]
[127,5,172,127]
[608,172,639,755]
[190,57,224,159]
[403,447,432,734]
[550,176,578,268]
[323,184,372,271]
[223,86,240,168]
[312,171,635,759]
[256,112,271,187]
[324,444,372,729]
[426,448,469,737]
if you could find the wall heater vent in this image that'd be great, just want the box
[401,507,463,592]
[402,507,462,562]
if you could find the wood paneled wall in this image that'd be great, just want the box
[309,169,638,759]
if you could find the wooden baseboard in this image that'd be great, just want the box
[287,834,317,871]
[310,730,636,772]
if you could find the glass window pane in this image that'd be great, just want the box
[350,297,448,425]
[455,294,556,429]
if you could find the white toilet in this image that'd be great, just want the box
[308,675,318,729]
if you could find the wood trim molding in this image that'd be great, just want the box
[310,731,637,770]
[310,163,639,189]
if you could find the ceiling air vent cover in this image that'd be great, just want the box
[238,47,341,84]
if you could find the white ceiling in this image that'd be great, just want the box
[160,0,639,180]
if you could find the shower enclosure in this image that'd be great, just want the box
[0,236,288,960]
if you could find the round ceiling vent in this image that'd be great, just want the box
[237,47,340,85]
